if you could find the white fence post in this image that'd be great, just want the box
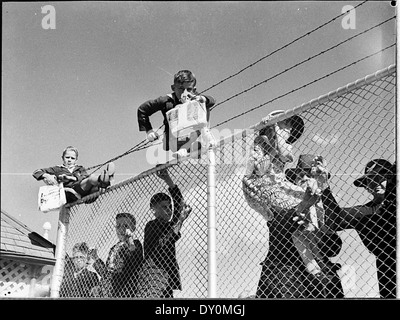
[396,2,400,299]
[207,144,218,298]
[50,206,69,298]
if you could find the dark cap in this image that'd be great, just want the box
[259,110,305,145]
[353,159,393,188]
[285,154,330,184]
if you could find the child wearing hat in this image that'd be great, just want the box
[242,111,328,278]
[318,158,396,298]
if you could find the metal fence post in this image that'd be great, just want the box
[207,144,217,298]
[396,3,399,299]
[50,205,69,298]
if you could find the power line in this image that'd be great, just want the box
[86,126,163,172]
[211,43,395,129]
[197,0,368,96]
[89,42,394,174]
[85,1,386,171]
[209,15,395,111]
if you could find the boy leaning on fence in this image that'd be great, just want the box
[33,146,115,203]
[135,165,192,298]
[137,69,216,158]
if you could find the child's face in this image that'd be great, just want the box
[62,150,77,168]
[363,175,387,196]
[72,250,88,271]
[295,169,313,189]
[152,200,173,222]
[276,120,291,142]
[171,81,196,102]
[116,217,135,241]
[253,144,265,160]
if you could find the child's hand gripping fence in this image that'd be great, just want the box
[51,65,396,298]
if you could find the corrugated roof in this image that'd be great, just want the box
[1,210,56,265]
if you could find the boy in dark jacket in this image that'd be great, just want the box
[33,146,115,202]
[138,70,216,157]
[136,165,191,298]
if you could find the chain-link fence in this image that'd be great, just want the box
[50,64,396,299]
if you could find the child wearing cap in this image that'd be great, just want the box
[319,158,396,298]
[242,111,328,278]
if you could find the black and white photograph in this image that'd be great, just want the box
[1,0,397,309]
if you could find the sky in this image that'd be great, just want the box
[1,1,396,294]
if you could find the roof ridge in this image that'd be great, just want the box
[1,209,55,246]
[1,209,33,236]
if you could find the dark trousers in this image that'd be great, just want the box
[376,253,396,298]
[255,261,344,299]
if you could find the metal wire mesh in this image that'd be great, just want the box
[54,65,396,299]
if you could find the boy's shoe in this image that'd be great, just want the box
[98,162,115,189]
[64,188,82,203]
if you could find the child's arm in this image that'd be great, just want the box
[171,203,191,235]
[274,124,294,163]
[203,95,216,109]
[138,96,169,141]
[159,169,188,230]
[156,166,190,237]
[321,187,377,231]
[33,166,60,185]
[159,170,188,228]
[143,222,157,259]
[131,239,144,271]
[193,93,216,121]
[58,166,88,184]
[73,166,90,184]
[58,174,78,183]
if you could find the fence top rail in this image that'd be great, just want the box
[66,63,396,207]
[64,160,179,208]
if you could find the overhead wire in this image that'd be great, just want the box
[196,0,368,96]
[87,1,391,173]
[209,15,395,111]
[211,43,396,129]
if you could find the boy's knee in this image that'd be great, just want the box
[88,174,99,185]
